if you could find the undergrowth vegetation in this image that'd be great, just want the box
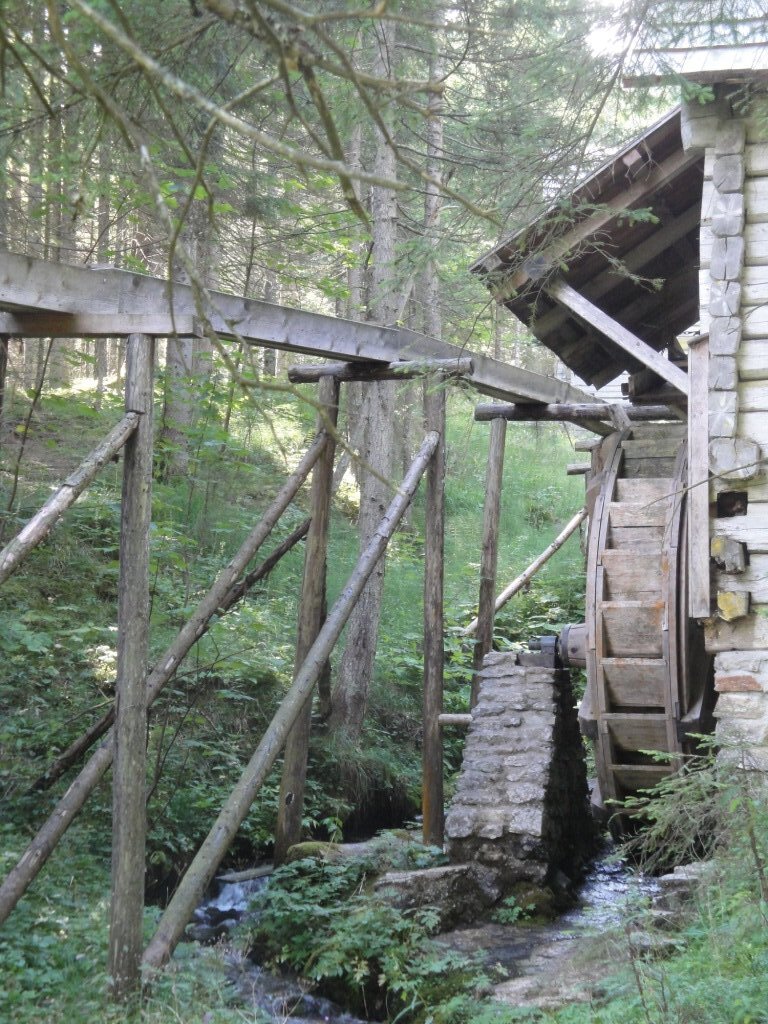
[0,364,587,1020]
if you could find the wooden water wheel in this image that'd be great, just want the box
[565,423,714,820]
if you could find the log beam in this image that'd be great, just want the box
[0,249,596,406]
[0,413,139,587]
[544,278,689,396]
[287,357,473,384]
[109,335,154,1000]
[473,401,680,424]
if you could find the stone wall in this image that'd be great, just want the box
[445,653,592,886]
[685,87,768,770]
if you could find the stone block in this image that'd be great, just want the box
[715,715,768,746]
[715,120,747,156]
[713,692,767,720]
[709,391,739,437]
[711,192,745,237]
[710,236,744,281]
[715,673,763,693]
[709,280,741,317]
[708,355,738,390]
[709,437,763,480]
[715,650,768,676]
[712,154,745,193]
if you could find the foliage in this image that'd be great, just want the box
[245,853,480,1022]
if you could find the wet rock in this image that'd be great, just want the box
[373,862,501,928]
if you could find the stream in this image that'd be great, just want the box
[185,850,661,1021]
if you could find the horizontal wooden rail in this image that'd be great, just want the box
[473,402,680,423]
[0,413,139,587]
[288,357,474,384]
[438,713,473,727]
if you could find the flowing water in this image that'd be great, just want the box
[187,850,659,1020]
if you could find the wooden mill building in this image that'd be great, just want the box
[471,17,768,794]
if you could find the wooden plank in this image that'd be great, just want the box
[545,279,689,396]
[738,338,768,378]
[422,376,446,847]
[0,312,195,336]
[703,177,768,227]
[602,600,664,657]
[607,525,665,548]
[718,554,768,603]
[605,713,669,752]
[689,336,711,619]
[274,377,339,865]
[471,417,506,707]
[746,143,768,178]
[739,411,768,446]
[109,335,154,999]
[705,611,768,652]
[739,380,768,410]
[602,658,668,708]
[625,43,768,85]
[0,413,139,586]
[713,503,768,551]
[612,764,672,790]
[601,548,663,598]
[622,456,677,478]
[0,249,595,407]
[615,477,679,504]
[609,498,671,528]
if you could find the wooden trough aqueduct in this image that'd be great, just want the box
[2,33,768,997]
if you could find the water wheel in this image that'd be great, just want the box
[565,423,714,821]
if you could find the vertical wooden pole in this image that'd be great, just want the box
[273,375,339,864]
[471,416,506,708]
[0,334,8,431]
[109,334,154,1000]
[688,336,711,618]
[422,374,446,846]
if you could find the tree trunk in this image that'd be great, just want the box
[329,21,400,739]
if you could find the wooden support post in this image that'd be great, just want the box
[0,413,139,587]
[0,334,8,437]
[422,375,446,847]
[274,377,339,865]
[142,432,439,973]
[109,335,154,1001]
[462,508,588,636]
[689,335,711,618]
[0,433,327,927]
[471,416,506,707]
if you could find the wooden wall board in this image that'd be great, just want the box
[717,554,768,602]
[705,611,768,652]
[712,504,768,551]
[738,412,768,446]
[601,548,663,598]
[742,305,768,339]
[738,381,768,410]
[602,657,668,707]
